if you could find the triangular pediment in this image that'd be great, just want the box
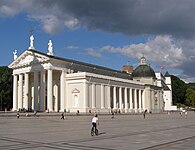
[72,88,80,93]
[9,50,50,69]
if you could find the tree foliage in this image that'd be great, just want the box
[171,75,187,105]
[185,88,195,107]
[171,75,195,107]
[0,66,13,110]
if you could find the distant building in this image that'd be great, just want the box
[8,35,175,113]
[164,72,177,110]
[122,65,133,74]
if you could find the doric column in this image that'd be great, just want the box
[151,90,154,111]
[107,86,111,109]
[83,81,89,110]
[18,74,23,109]
[13,74,18,111]
[142,90,145,110]
[119,87,122,109]
[24,73,29,110]
[139,89,142,112]
[92,83,96,109]
[134,89,138,112]
[54,84,59,112]
[129,88,133,110]
[40,70,45,111]
[124,87,128,111]
[47,69,53,111]
[113,86,117,109]
[33,71,38,111]
[60,70,66,112]
[101,84,105,109]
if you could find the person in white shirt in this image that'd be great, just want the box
[91,114,99,131]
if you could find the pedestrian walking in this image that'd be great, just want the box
[17,111,20,119]
[185,110,188,117]
[111,110,114,119]
[143,109,147,119]
[61,112,65,119]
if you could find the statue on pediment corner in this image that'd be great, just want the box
[47,40,53,56]
[29,35,35,50]
[13,50,17,60]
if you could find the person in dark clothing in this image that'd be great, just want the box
[111,110,114,119]
[17,111,20,119]
[143,109,147,119]
[61,112,65,119]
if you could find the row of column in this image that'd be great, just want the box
[90,83,145,112]
[13,73,30,111]
[91,84,110,109]
[13,69,67,112]
[113,86,145,112]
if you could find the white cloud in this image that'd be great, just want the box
[101,35,184,68]
[100,35,195,82]
[29,14,63,34]
[64,18,79,29]
[65,45,79,49]
[0,1,28,17]
[86,48,102,57]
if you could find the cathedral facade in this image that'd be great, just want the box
[8,36,174,113]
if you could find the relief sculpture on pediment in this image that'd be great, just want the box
[19,55,34,65]
[18,55,45,66]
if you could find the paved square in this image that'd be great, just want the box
[1,112,195,150]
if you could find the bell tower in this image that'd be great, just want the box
[140,56,147,65]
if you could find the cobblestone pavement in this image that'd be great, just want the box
[0,112,195,150]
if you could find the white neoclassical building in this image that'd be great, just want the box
[155,71,177,111]
[8,36,170,113]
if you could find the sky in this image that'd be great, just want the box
[0,0,195,83]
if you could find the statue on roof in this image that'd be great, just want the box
[13,50,17,60]
[28,28,35,50]
[140,55,146,65]
[47,40,53,56]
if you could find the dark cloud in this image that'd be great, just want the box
[35,0,195,37]
[1,0,195,37]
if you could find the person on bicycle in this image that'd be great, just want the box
[91,114,99,131]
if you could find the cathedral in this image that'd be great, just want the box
[8,35,176,113]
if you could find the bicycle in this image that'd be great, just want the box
[91,125,98,136]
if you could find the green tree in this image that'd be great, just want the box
[185,88,195,107]
[171,75,187,106]
[0,66,13,110]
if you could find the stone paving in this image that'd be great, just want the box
[0,112,195,150]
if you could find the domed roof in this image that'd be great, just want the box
[132,56,156,78]
[133,64,156,78]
